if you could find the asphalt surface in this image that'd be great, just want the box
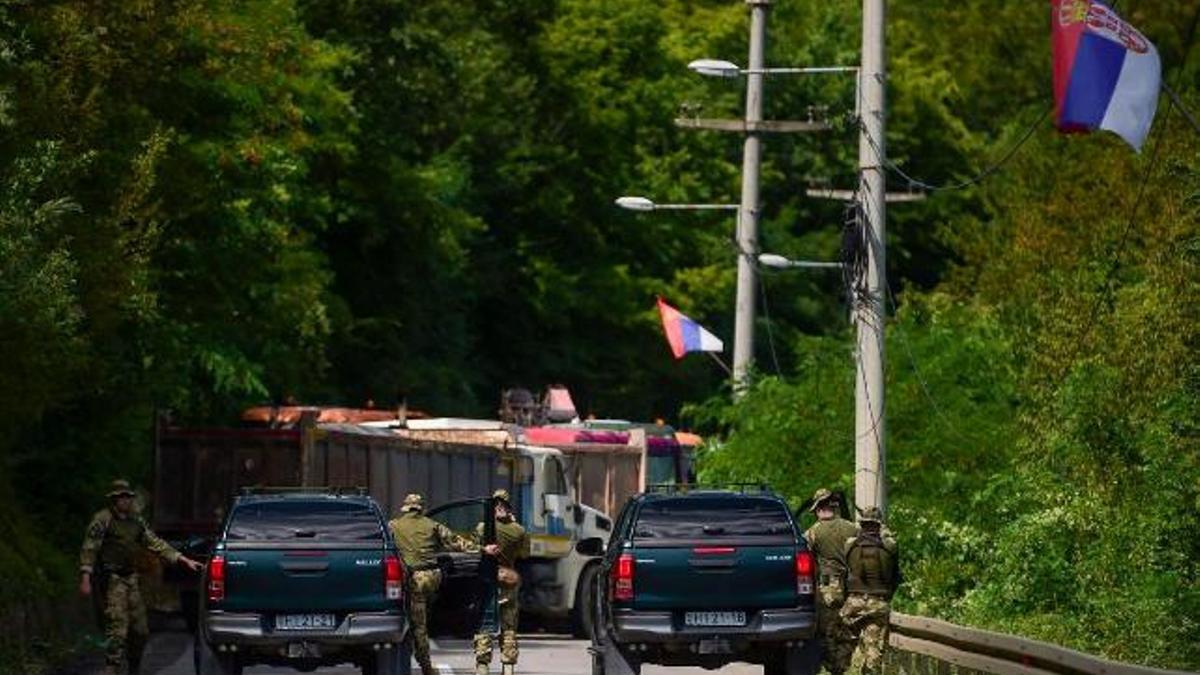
[131,629,762,675]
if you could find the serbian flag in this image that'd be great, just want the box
[656,297,723,360]
[1052,0,1161,151]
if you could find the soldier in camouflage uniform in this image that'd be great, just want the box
[803,488,859,675]
[389,493,497,675]
[473,489,530,675]
[79,480,203,675]
[840,506,899,675]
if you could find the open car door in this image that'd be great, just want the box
[426,497,497,637]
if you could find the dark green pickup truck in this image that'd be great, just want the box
[195,490,410,675]
[590,488,818,675]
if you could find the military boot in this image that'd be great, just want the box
[476,663,490,675]
[502,663,515,675]
[418,657,437,675]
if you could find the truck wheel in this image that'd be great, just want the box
[571,564,599,639]
[764,642,820,675]
[193,635,241,675]
[363,644,413,675]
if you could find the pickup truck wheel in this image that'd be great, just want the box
[764,642,820,675]
[193,635,241,675]
[363,645,412,675]
[571,564,599,639]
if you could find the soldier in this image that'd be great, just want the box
[473,489,530,675]
[79,479,203,675]
[388,493,498,675]
[803,489,859,675]
[840,506,899,675]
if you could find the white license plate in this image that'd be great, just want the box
[684,611,746,627]
[275,613,336,631]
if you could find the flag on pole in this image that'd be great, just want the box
[656,297,724,360]
[1052,0,1161,151]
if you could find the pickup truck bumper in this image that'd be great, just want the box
[611,608,816,644]
[203,611,407,648]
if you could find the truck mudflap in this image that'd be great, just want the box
[204,610,407,646]
[610,607,815,643]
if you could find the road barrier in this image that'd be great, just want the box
[886,612,1196,675]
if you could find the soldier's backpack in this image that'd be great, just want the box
[845,531,900,598]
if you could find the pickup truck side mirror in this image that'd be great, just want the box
[575,537,605,557]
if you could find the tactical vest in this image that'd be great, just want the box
[493,518,527,569]
[845,531,897,597]
[390,513,442,569]
[806,517,858,581]
[98,513,145,574]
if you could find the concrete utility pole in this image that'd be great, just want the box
[855,0,888,515]
[732,0,769,393]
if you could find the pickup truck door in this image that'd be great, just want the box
[426,498,497,636]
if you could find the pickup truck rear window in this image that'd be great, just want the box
[226,501,383,541]
[633,496,794,540]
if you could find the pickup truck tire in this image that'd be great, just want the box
[363,645,413,675]
[193,635,242,675]
[764,641,821,675]
[571,564,599,639]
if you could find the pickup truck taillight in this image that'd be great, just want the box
[612,553,635,601]
[384,555,404,601]
[795,550,815,596]
[207,555,226,603]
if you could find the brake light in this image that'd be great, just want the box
[384,555,404,602]
[612,553,635,602]
[692,547,736,555]
[207,556,226,603]
[795,550,814,596]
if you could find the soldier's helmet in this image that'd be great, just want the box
[492,489,512,507]
[401,493,424,513]
[808,487,836,512]
[858,506,885,524]
[106,479,136,499]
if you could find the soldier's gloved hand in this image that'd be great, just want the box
[483,544,500,556]
[79,574,91,597]
[179,556,204,572]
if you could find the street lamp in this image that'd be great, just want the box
[758,253,844,270]
[688,59,859,78]
[615,196,739,212]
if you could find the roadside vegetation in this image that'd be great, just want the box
[0,1,1196,669]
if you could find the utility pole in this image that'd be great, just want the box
[854,0,888,515]
[731,0,769,394]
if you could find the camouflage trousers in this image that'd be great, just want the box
[474,582,519,665]
[101,573,149,674]
[816,581,854,675]
[410,569,444,674]
[839,594,890,675]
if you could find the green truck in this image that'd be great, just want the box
[590,488,819,675]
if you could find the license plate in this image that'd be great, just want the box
[275,613,336,631]
[684,611,746,627]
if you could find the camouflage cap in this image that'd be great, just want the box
[401,493,424,513]
[106,479,136,498]
[858,506,885,524]
[808,488,836,512]
[492,489,512,507]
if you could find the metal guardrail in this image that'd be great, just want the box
[887,612,1197,675]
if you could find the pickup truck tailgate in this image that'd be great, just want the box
[221,546,388,612]
[632,544,797,610]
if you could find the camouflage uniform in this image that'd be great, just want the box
[79,481,183,675]
[388,493,479,675]
[803,489,859,675]
[839,507,898,675]
[473,490,530,675]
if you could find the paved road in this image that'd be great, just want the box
[136,630,761,675]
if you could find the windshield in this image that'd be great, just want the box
[633,496,794,540]
[226,500,383,541]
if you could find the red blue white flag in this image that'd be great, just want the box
[656,297,724,360]
[1052,0,1161,151]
